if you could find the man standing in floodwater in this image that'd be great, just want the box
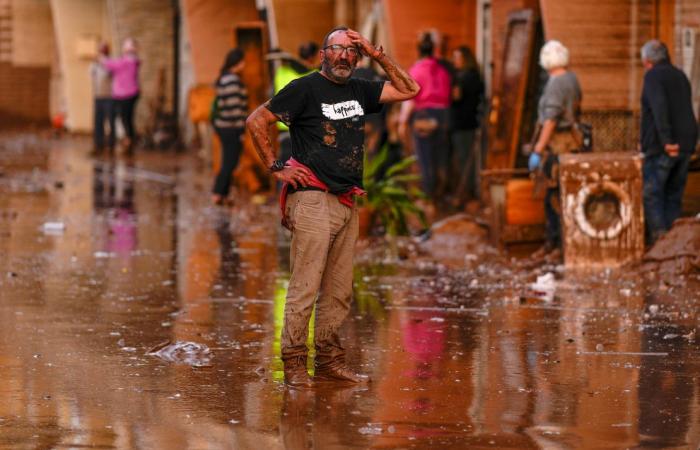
[246,27,419,387]
[639,39,698,244]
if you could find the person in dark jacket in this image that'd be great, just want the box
[450,45,484,207]
[640,40,698,244]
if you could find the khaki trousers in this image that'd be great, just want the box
[281,191,358,363]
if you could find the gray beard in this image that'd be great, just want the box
[322,63,352,84]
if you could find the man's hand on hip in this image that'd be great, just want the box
[274,166,312,189]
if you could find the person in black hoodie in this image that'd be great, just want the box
[640,40,698,244]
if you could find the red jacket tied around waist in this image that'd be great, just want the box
[279,158,366,230]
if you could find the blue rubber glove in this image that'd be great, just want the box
[528,152,541,172]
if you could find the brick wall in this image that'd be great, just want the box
[106,0,175,131]
[0,62,50,124]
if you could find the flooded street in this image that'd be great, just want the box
[1,132,699,450]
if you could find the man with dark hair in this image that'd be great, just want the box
[246,28,419,387]
[640,39,698,244]
[298,41,319,70]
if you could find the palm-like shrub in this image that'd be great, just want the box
[360,145,427,236]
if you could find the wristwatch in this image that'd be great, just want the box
[269,159,285,172]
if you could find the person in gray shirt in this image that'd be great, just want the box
[528,40,582,260]
[90,42,115,153]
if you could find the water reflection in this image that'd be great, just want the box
[637,293,698,449]
[0,134,699,449]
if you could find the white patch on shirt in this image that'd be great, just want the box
[321,100,364,120]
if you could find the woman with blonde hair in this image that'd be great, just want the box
[101,38,141,153]
[528,40,582,260]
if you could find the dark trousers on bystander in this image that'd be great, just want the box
[412,108,449,198]
[451,128,478,203]
[642,151,690,244]
[114,94,140,142]
[543,153,562,249]
[212,126,244,197]
[93,98,115,151]
[544,187,561,249]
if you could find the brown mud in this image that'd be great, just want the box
[0,132,698,449]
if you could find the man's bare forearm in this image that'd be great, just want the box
[245,103,277,168]
[375,52,419,95]
[535,119,557,153]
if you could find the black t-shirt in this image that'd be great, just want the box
[266,72,384,193]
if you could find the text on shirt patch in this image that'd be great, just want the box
[321,100,364,120]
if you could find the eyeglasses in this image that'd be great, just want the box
[323,45,359,57]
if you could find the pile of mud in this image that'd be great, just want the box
[643,217,700,275]
[416,213,499,267]
[356,213,497,267]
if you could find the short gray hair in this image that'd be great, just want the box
[539,40,569,70]
[641,40,669,64]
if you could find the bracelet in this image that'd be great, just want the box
[269,159,285,172]
[371,45,384,59]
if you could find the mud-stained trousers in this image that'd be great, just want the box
[281,190,358,367]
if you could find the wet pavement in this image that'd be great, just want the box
[1,132,699,450]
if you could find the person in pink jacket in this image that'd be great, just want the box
[102,38,141,151]
[402,32,452,201]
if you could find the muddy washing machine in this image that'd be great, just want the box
[559,153,645,269]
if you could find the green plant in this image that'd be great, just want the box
[360,145,428,236]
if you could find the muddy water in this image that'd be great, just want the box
[0,132,699,449]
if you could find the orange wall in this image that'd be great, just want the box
[183,0,259,84]
[272,0,334,57]
[383,0,477,70]
[540,0,655,111]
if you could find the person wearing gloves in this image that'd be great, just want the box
[528,40,582,261]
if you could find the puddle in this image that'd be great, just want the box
[0,132,698,449]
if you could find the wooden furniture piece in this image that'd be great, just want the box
[485,9,539,171]
[482,8,545,246]
[559,152,644,268]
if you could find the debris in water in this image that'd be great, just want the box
[579,351,668,356]
[531,272,556,302]
[662,333,679,340]
[147,341,213,368]
[358,426,383,435]
[42,222,65,234]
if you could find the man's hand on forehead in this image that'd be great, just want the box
[346,29,377,58]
